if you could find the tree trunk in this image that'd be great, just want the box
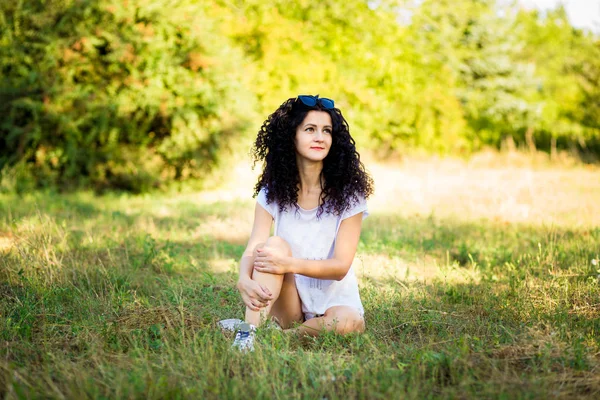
[503,135,516,153]
[525,127,536,153]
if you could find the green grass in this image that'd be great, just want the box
[1,170,599,398]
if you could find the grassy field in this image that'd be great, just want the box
[1,154,599,399]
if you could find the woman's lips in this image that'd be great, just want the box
[310,147,324,150]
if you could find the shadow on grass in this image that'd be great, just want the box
[2,197,599,340]
[1,193,599,397]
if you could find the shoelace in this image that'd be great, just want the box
[237,331,250,340]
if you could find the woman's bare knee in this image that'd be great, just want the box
[351,317,366,333]
[325,306,365,334]
[265,236,292,255]
[332,316,364,334]
[252,236,292,258]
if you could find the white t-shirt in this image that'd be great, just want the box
[256,188,368,318]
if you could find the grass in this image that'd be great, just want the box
[1,156,599,399]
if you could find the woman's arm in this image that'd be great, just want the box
[254,212,364,281]
[239,202,273,280]
[236,202,275,310]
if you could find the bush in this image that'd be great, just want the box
[0,0,254,192]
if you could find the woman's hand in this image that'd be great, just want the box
[236,277,273,311]
[253,245,292,275]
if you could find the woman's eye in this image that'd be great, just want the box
[324,129,332,134]
[306,127,314,132]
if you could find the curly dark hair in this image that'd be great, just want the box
[252,96,374,217]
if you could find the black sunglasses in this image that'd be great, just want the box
[297,95,335,109]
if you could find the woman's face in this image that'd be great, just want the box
[294,110,333,163]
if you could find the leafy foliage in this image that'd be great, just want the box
[515,6,600,157]
[0,0,253,192]
[1,0,600,191]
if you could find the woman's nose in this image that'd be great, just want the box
[315,130,324,141]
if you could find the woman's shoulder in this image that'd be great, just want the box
[256,186,279,204]
[339,193,369,220]
[256,186,279,215]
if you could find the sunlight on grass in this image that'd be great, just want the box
[368,156,600,227]
[0,234,13,254]
[1,156,599,398]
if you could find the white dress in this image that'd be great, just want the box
[256,188,368,319]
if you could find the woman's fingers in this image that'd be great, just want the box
[246,298,262,311]
[257,246,271,254]
[254,265,284,275]
[254,258,265,267]
[254,263,272,273]
[242,291,264,309]
[260,284,273,298]
[250,300,261,309]
[255,297,269,306]
[252,288,271,302]
[251,299,268,309]
[250,291,270,305]
[240,280,272,311]
[244,297,259,311]
[255,251,270,261]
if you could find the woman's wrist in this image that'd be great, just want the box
[285,256,296,274]
[236,274,252,288]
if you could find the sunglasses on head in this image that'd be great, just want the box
[297,95,335,109]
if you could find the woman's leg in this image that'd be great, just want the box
[244,236,303,328]
[268,270,304,329]
[285,306,364,336]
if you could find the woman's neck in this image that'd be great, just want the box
[297,158,323,195]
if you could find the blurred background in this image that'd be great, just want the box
[1,0,599,193]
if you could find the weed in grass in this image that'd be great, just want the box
[1,161,600,398]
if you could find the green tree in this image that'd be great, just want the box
[566,33,600,157]
[409,0,541,149]
[218,0,466,153]
[0,0,254,192]
[515,6,600,157]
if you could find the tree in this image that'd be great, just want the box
[516,6,600,157]
[0,0,254,191]
[409,0,541,149]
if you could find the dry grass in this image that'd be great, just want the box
[366,153,600,227]
[0,152,599,399]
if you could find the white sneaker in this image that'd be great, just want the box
[218,318,244,333]
[231,322,256,352]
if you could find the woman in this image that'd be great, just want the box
[220,95,373,351]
